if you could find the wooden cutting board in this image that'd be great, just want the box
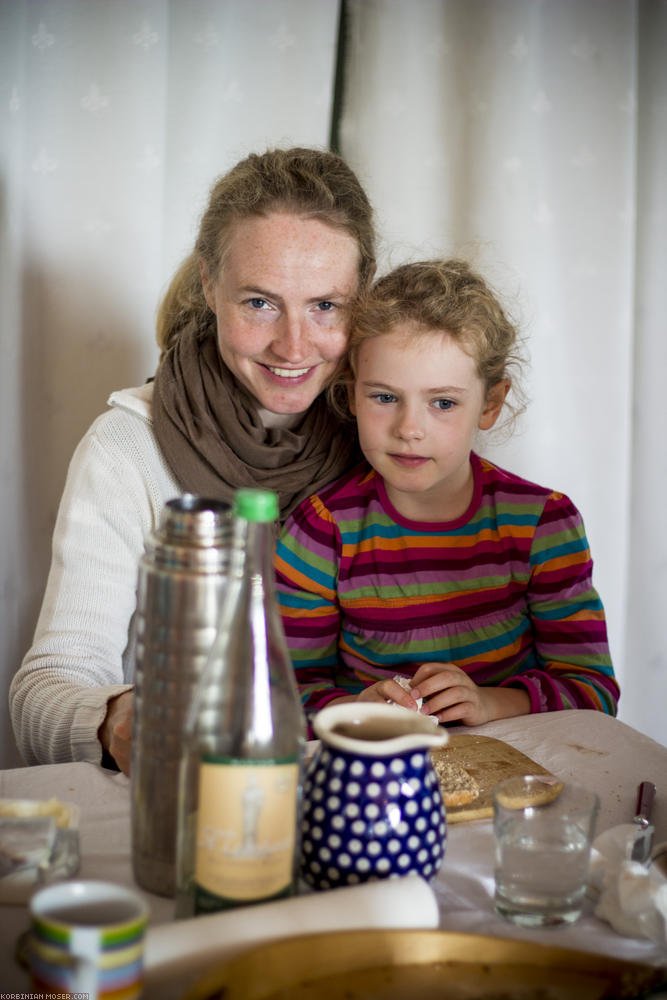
[430,733,556,823]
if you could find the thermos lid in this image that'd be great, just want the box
[164,495,231,541]
[235,488,278,523]
[144,494,232,570]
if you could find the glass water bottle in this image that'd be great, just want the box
[175,488,306,917]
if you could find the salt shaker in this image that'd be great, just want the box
[130,494,231,897]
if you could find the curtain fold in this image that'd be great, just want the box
[623,0,667,748]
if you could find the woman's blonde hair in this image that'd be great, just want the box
[330,258,527,428]
[156,147,376,359]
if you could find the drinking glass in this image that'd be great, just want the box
[493,775,599,927]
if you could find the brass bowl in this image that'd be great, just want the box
[182,928,666,1000]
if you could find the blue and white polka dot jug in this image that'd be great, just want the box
[300,703,449,891]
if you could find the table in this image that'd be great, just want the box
[2,710,666,995]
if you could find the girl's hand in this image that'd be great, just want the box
[356,677,420,711]
[410,663,531,726]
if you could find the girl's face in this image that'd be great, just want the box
[350,324,507,521]
[201,212,360,416]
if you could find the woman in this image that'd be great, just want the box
[10,147,376,776]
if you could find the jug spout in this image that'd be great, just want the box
[312,702,449,757]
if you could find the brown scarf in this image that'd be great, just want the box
[152,324,359,520]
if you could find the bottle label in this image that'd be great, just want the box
[194,759,299,904]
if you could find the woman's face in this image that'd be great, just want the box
[201,212,361,416]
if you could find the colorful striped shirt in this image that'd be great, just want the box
[275,453,618,720]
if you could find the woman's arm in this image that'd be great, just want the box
[9,407,173,768]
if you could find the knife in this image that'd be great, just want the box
[630,780,656,863]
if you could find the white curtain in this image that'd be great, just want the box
[1,0,665,768]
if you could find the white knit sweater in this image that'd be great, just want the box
[9,384,181,766]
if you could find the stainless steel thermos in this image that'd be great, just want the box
[130,494,231,897]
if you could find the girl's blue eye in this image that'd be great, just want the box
[372,392,396,404]
[434,398,454,411]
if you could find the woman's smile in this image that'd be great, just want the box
[260,362,320,384]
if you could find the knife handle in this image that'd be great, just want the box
[635,781,656,823]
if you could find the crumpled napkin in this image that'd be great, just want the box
[392,673,423,708]
[589,823,667,944]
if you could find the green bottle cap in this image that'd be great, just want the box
[234,488,279,523]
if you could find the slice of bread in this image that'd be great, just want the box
[431,758,480,807]
[494,778,564,810]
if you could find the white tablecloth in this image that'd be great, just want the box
[2,710,666,994]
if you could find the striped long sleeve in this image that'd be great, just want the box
[275,454,619,720]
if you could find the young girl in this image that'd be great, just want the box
[275,259,619,726]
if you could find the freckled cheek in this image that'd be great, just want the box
[218,327,274,360]
[317,330,349,363]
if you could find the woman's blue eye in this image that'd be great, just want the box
[317,301,335,311]
[372,392,396,404]
[249,298,267,309]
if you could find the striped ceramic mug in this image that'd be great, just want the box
[28,879,148,999]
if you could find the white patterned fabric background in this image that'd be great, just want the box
[0,0,665,767]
